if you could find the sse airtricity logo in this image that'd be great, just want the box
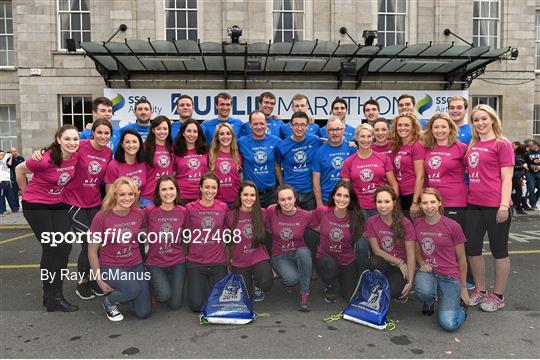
[111,94,125,115]
[416,95,433,116]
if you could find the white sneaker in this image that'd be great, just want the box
[103,301,124,321]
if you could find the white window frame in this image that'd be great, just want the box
[534,106,540,140]
[473,0,500,48]
[471,96,500,117]
[0,104,16,150]
[0,1,13,67]
[60,95,93,130]
[57,0,91,51]
[164,0,198,41]
[377,0,407,47]
[272,0,305,43]
[536,11,540,71]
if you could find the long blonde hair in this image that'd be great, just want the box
[469,104,506,147]
[422,113,458,149]
[208,123,242,171]
[102,177,140,211]
[391,112,422,153]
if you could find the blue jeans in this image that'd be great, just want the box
[414,270,466,332]
[526,172,540,208]
[0,180,19,213]
[139,196,154,208]
[148,262,186,310]
[271,247,312,294]
[361,208,378,220]
[101,263,151,319]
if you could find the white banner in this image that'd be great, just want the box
[104,89,468,128]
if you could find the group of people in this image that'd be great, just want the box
[511,139,540,214]
[0,147,24,214]
[14,90,515,333]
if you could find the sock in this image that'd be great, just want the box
[493,293,504,300]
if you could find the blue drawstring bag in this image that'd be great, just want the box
[200,272,255,325]
[342,270,391,330]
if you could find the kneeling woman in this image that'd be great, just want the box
[88,177,151,321]
[414,188,468,332]
[226,181,273,301]
[185,172,229,312]
[145,176,187,310]
[365,186,416,301]
[266,184,312,312]
[308,182,364,303]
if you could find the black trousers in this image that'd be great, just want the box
[232,260,273,294]
[185,262,228,312]
[315,256,358,301]
[368,255,406,299]
[67,205,100,280]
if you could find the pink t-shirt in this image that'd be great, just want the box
[23,151,78,204]
[265,205,310,256]
[372,142,393,156]
[89,208,146,268]
[226,209,270,268]
[213,151,242,203]
[173,149,209,200]
[63,140,112,208]
[466,138,515,207]
[414,216,466,280]
[364,214,416,261]
[144,205,187,267]
[308,206,356,266]
[185,200,228,264]
[104,160,147,191]
[391,141,426,196]
[141,144,174,198]
[341,151,393,209]
[424,142,468,208]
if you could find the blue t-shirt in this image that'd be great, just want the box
[419,119,428,129]
[275,134,323,193]
[240,116,284,138]
[457,123,472,145]
[111,123,152,154]
[319,123,356,143]
[279,123,320,139]
[312,142,356,202]
[238,134,281,190]
[170,120,183,142]
[80,129,92,140]
[201,117,243,145]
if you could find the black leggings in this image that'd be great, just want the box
[22,200,73,294]
[511,177,523,211]
[465,204,511,259]
[186,262,228,312]
[368,255,406,299]
[232,260,273,294]
[399,194,414,219]
[315,256,357,301]
[67,205,100,280]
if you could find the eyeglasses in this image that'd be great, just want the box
[291,123,308,128]
[327,128,344,133]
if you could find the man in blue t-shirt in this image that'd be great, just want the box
[241,91,284,138]
[276,111,322,211]
[201,92,243,145]
[109,98,153,153]
[448,95,472,145]
[319,98,356,142]
[171,94,195,141]
[279,94,320,139]
[398,94,428,128]
[79,97,114,140]
[313,117,356,208]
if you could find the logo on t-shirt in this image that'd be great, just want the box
[280,227,294,241]
[360,168,374,182]
[219,160,232,174]
[331,156,344,169]
[201,216,215,229]
[329,228,344,242]
[294,150,307,164]
[57,172,71,186]
[187,157,201,170]
[421,237,435,255]
[468,151,479,168]
[393,155,401,169]
[88,160,102,175]
[131,176,142,187]
[254,150,267,164]
[242,223,252,238]
[159,222,173,241]
[381,235,394,252]
[157,155,170,168]
[428,156,442,170]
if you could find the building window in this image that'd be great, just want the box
[377,0,407,47]
[58,0,91,50]
[534,106,540,141]
[0,1,13,67]
[471,96,500,116]
[0,105,16,150]
[536,11,540,70]
[60,96,92,131]
[272,0,304,42]
[165,0,197,41]
[473,0,499,48]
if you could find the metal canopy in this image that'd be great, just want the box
[80,39,511,89]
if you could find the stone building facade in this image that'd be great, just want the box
[0,0,538,156]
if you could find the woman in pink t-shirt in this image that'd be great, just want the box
[266,183,313,312]
[226,181,272,302]
[364,186,416,301]
[145,175,187,310]
[140,116,174,207]
[16,124,80,312]
[465,105,514,312]
[414,188,469,332]
[104,129,147,193]
[308,182,364,302]
[184,172,228,312]
[209,123,243,206]
[390,112,426,216]
[372,118,393,156]
[88,177,150,322]
[173,119,209,205]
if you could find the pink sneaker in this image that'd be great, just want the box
[468,289,487,306]
[480,293,505,312]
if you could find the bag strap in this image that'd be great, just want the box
[323,312,343,323]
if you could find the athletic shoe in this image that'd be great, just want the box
[76,282,95,300]
[299,293,311,312]
[285,286,294,295]
[516,209,527,215]
[460,299,469,319]
[88,281,104,296]
[252,286,265,302]
[468,289,487,306]
[103,301,124,321]
[421,302,434,316]
[465,281,476,290]
[323,285,336,303]
[480,293,505,312]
